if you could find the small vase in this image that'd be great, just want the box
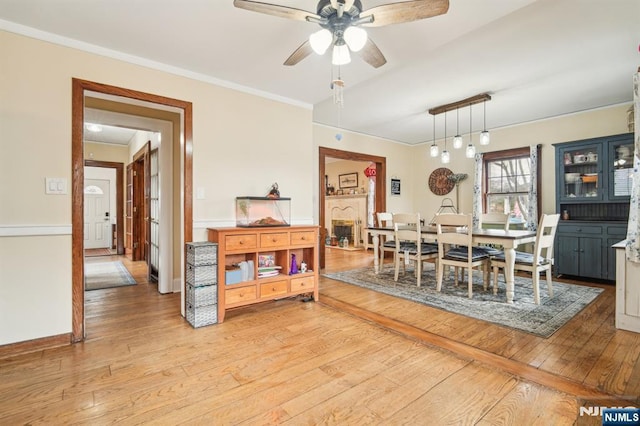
[290,254,298,275]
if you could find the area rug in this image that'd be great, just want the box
[84,248,115,257]
[323,265,604,338]
[85,261,136,291]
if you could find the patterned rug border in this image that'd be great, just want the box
[85,261,137,291]
[322,265,604,338]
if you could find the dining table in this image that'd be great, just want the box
[367,226,538,304]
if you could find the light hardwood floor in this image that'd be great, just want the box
[0,249,637,424]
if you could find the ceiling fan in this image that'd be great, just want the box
[233,0,449,68]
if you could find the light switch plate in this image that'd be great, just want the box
[196,187,205,200]
[45,178,67,195]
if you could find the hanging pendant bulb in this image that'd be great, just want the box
[453,107,463,149]
[441,111,450,164]
[480,99,490,145]
[466,103,476,158]
[429,114,438,157]
[466,143,476,158]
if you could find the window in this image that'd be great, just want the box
[483,146,540,227]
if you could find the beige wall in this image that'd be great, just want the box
[0,30,312,345]
[325,160,370,195]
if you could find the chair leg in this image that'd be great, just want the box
[532,271,541,305]
[545,268,553,298]
[416,258,421,288]
[436,262,444,292]
[394,255,400,283]
[483,262,489,291]
[467,267,473,298]
[454,267,459,287]
[492,265,499,295]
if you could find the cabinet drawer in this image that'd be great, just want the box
[260,232,288,248]
[290,231,316,246]
[291,276,315,292]
[260,280,287,298]
[608,226,627,237]
[558,224,602,234]
[225,234,257,251]
[225,286,257,304]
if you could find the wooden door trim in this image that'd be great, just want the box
[132,142,150,261]
[72,78,193,343]
[319,147,386,268]
[84,160,125,255]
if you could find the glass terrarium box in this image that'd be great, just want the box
[235,197,291,227]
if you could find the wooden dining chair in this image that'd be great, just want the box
[392,213,439,287]
[376,212,395,266]
[435,213,491,298]
[490,213,560,304]
[457,212,511,284]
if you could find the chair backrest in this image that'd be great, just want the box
[435,213,473,248]
[533,213,560,262]
[481,212,510,231]
[392,213,421,245]
[377,212,394,228]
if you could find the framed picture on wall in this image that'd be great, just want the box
[339,172,358,189]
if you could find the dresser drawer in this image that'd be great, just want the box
[291,276,315,292]
[558,224,602,234]
[260,232,288,248]
[260,280,287,298]
[225,286,257,304]
[290,231,316,246]
[225,234,257,251]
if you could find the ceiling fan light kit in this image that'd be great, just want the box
[233,0,449,68]
[309,29,333,54]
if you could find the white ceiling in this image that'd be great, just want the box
[1,0,638,145]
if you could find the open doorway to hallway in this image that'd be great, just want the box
[71,78,193,342]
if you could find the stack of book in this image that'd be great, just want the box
[258,265,281,278]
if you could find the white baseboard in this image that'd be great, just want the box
[0,225,72,237]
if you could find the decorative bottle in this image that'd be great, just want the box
[290,253,298,275]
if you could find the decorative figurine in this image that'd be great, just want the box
[267,182,280,199]
[290,253,298,275]
[300,260,307,273]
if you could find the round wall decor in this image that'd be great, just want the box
[428,167,455,195]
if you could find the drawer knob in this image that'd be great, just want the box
[272,287,276,291]
[272,238,277,242]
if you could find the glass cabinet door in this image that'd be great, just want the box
[558,144,603,201]
[609,140,634,200]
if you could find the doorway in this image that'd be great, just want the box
[319,147,387,269]
[72,78,193,343]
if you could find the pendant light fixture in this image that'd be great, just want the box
[429,114,439,157]
[480,99,490,145]
[466,105,476,158]
[441,111,450,164]
[427,93,490,162]
[452,107,463,149]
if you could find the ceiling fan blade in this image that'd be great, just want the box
[360,0,449,28]
[283,40,314,66]
[233,0,321,22]
[358,38,387,68]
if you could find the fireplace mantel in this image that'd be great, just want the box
[325,195,368,247]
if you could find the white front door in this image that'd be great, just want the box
[84,179,111,249]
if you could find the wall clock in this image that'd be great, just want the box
[428,167,455,196]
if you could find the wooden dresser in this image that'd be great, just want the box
[207,225,319,323]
